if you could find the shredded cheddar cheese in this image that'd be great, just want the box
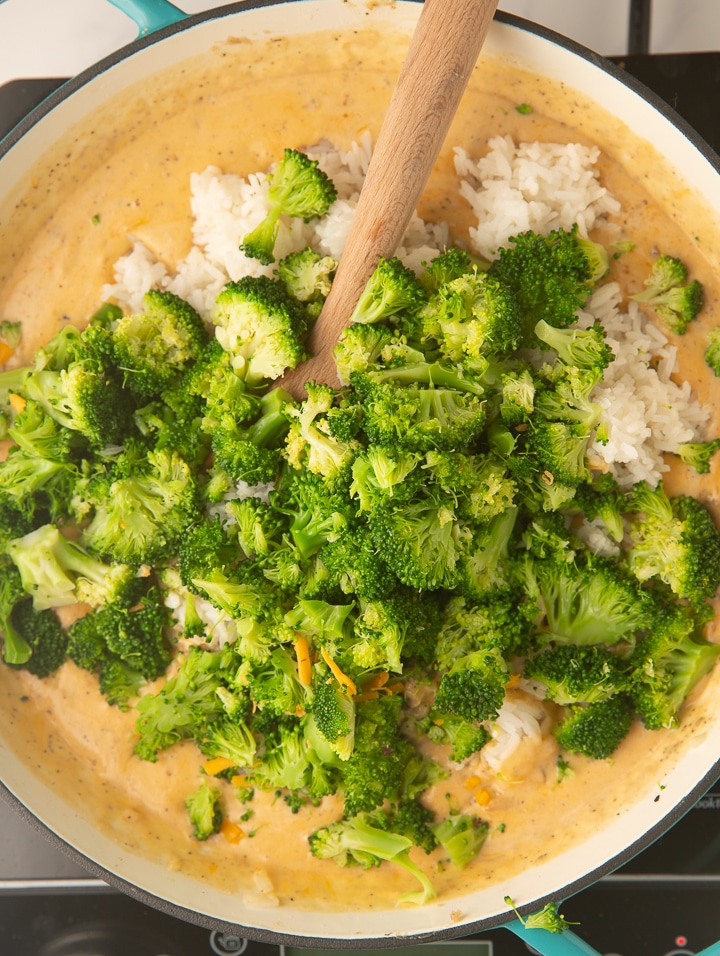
[295,634,312,685]
[203,756,235,776]
[321,647,357,696]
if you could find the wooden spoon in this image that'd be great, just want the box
[279,0,499,400]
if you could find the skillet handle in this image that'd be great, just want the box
[504,920,603,956]
[105,0,188,36]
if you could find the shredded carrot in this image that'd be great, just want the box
[295,634,312,685]
[220,819,246,844]
[8,392,25,414]
[474,788,491,807]
[320,647,357,696]
[0,342,14,365]
[505,673,521,689]
[231,774,248,788]
[353,690,380,703]
[465,775,482,790]
[385,681,405,695]
[203,756,235,776]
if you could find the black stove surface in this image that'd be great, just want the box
[2,53,720,956]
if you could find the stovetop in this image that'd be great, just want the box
[2,48,720,956]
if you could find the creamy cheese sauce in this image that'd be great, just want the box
[1,19,720,913]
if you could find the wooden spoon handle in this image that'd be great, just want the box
[291,0,498,393]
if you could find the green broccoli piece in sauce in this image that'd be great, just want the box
[240,149,338,264]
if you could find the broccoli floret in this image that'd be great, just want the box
[526,552,654,647]
[534,318,614,371]
[241,646,313,717]
[631,605,720,730]
[390,798,438,855]
[134,645,235,761]
[211,387,291,485]
[630,254,703,334]
[524,644,631,705]
[276,247,336,316]
[705,326,720,376]
[0,558,33,665]
[199,716,257,770]
[98,658,146,710]
[184,338,261,429]
[352,365,486,453]
[569,471,627,543]
[676,439,720,474]
[240,148,338,264]
[425,711,491,763]
[8,399,86,463]
[79,448,200,566]
[430,814,489,868]
[434,645,508,723]
[212,275,308,386]
[488,226,599,338]
[284,381,358,481]
[341,695,415,817]
[554,695,635,759]
[626,482,720,607]
[111,290,208,399]
[427,269,522,362]
[185,782,223,840]
[332,323,393,383]
[20,359,130,447]
[308,810,436,905]
[436,594,533,664]
[227,497,284,559]
[7,523,136,611]
[500,368,536,426]
[319,525,399,601]
[505,897,577,934]
[311,679,356,760]
[527,420,592,487]
[459,506,519,601]
[418,247,476,294]
[348,257,427,326]
[177,516,240,590]
[6,598,68,678]
[368,489,469,591]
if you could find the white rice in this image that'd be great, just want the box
[454,134,621,259]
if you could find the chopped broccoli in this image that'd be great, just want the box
[7,523,136,611]
[332,323,393,383]
[134,645,235,761]
[276,247,336,316]
[98,657,146,709]
[348,257,427,326]
[430,814,489,868]
[505,896,577,934]
[240,148,337,264]
[524,644,631,705]
[212,275,308,386]
[630,254,703,334]
[626,482,720,608]
[199,717,257,770]
[488,225,599,337]
[284,381,358,481]
[308,810,436,906]
[705,326,720,376]
[111,290,208,398]
[311,679,356,760]
[78,448,200,566]
[426,269,523,362]
[6,597,68,678]
[211,387,291,486]
[554,695,635,759]
[676,439,720,474]
[185,782,222,840]
[0,558,33,665]
[433,645,508,723]
[417,247,476,294]
[631,604,720,730]
[425,711,491,763]
[534,318,614,371]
